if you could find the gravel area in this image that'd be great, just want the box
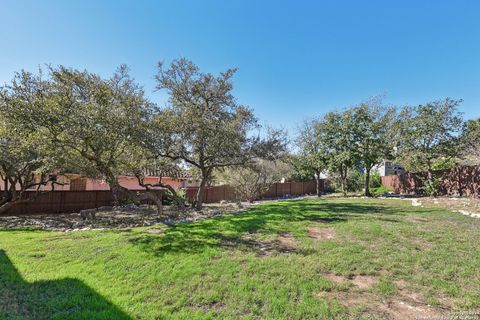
[0,202,251,231]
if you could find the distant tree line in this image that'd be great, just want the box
[295,96,478,196]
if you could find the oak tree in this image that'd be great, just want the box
[0,71,63,214]
[394,98,464,193]
[350,100,396,196]
[153,58,285,210]
[44,65,152,204]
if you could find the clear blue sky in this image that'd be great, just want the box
[1,0,479,133]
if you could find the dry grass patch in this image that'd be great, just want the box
[323,273,347,285]
[144,228,166,234]
[315,289,447,320]
[406,216,429,223]
[276,233,296,252]
[410,238,433,250]
[222,232,300,257]
[187,301,226,313]
[308,227,336,240]
[350,275,377,289]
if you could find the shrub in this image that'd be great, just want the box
[370,185,393,195]
[422,178,442,197]
[369,172,382,189]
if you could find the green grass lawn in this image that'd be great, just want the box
[1,198,479,319]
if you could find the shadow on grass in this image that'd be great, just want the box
[0,250,131,320]
[128,200,405,256]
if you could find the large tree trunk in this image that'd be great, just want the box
[425,160,436,196]
[341,166,347,196]
[364,167,372,197]
[315,170,322,197]
[141,190,163,215]
[106,174,125,206]
[426,169,433,184]
[195,175,208,211]
[342,167,348,197]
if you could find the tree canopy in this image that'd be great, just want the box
[0,71,61,214]
[350,100,396,195]
[393,98,464,175]
[151,58,286,210]
[41,65,153,203]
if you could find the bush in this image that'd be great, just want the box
[329,170,388,194]
[370,185,393,195]
[346,171,364,192]
[323,180,336,193]
[369,172,382,189]
[162,189,187,206]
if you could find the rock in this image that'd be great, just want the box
[0,199,251,231]
[458,209,480,218]
[411,199,422,207]
[210,209,222,216]
[80,209,96,220]
[97,206,113,211]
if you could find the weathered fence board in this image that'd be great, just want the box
[185,180,322,204]
[4,191,115,215]
[3,180,322,216]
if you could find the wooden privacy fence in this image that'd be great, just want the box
[3,190,154,216]
[381,165,480,197]
[3,180,322,216]
[185,180,321,204]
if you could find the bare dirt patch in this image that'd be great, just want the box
[350,275,377,289]
[308,227,336,240]
[222,232,300,257]
[189,301,226,312]
[406,216,429,223]
[314,288,447,320]
[276,233,296,252]
[144,228,166,234]
[222,233,275,257]
[394,279,452,309]
[386,299,444,320]
[323,273,347,285]
[410,238,432,250]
